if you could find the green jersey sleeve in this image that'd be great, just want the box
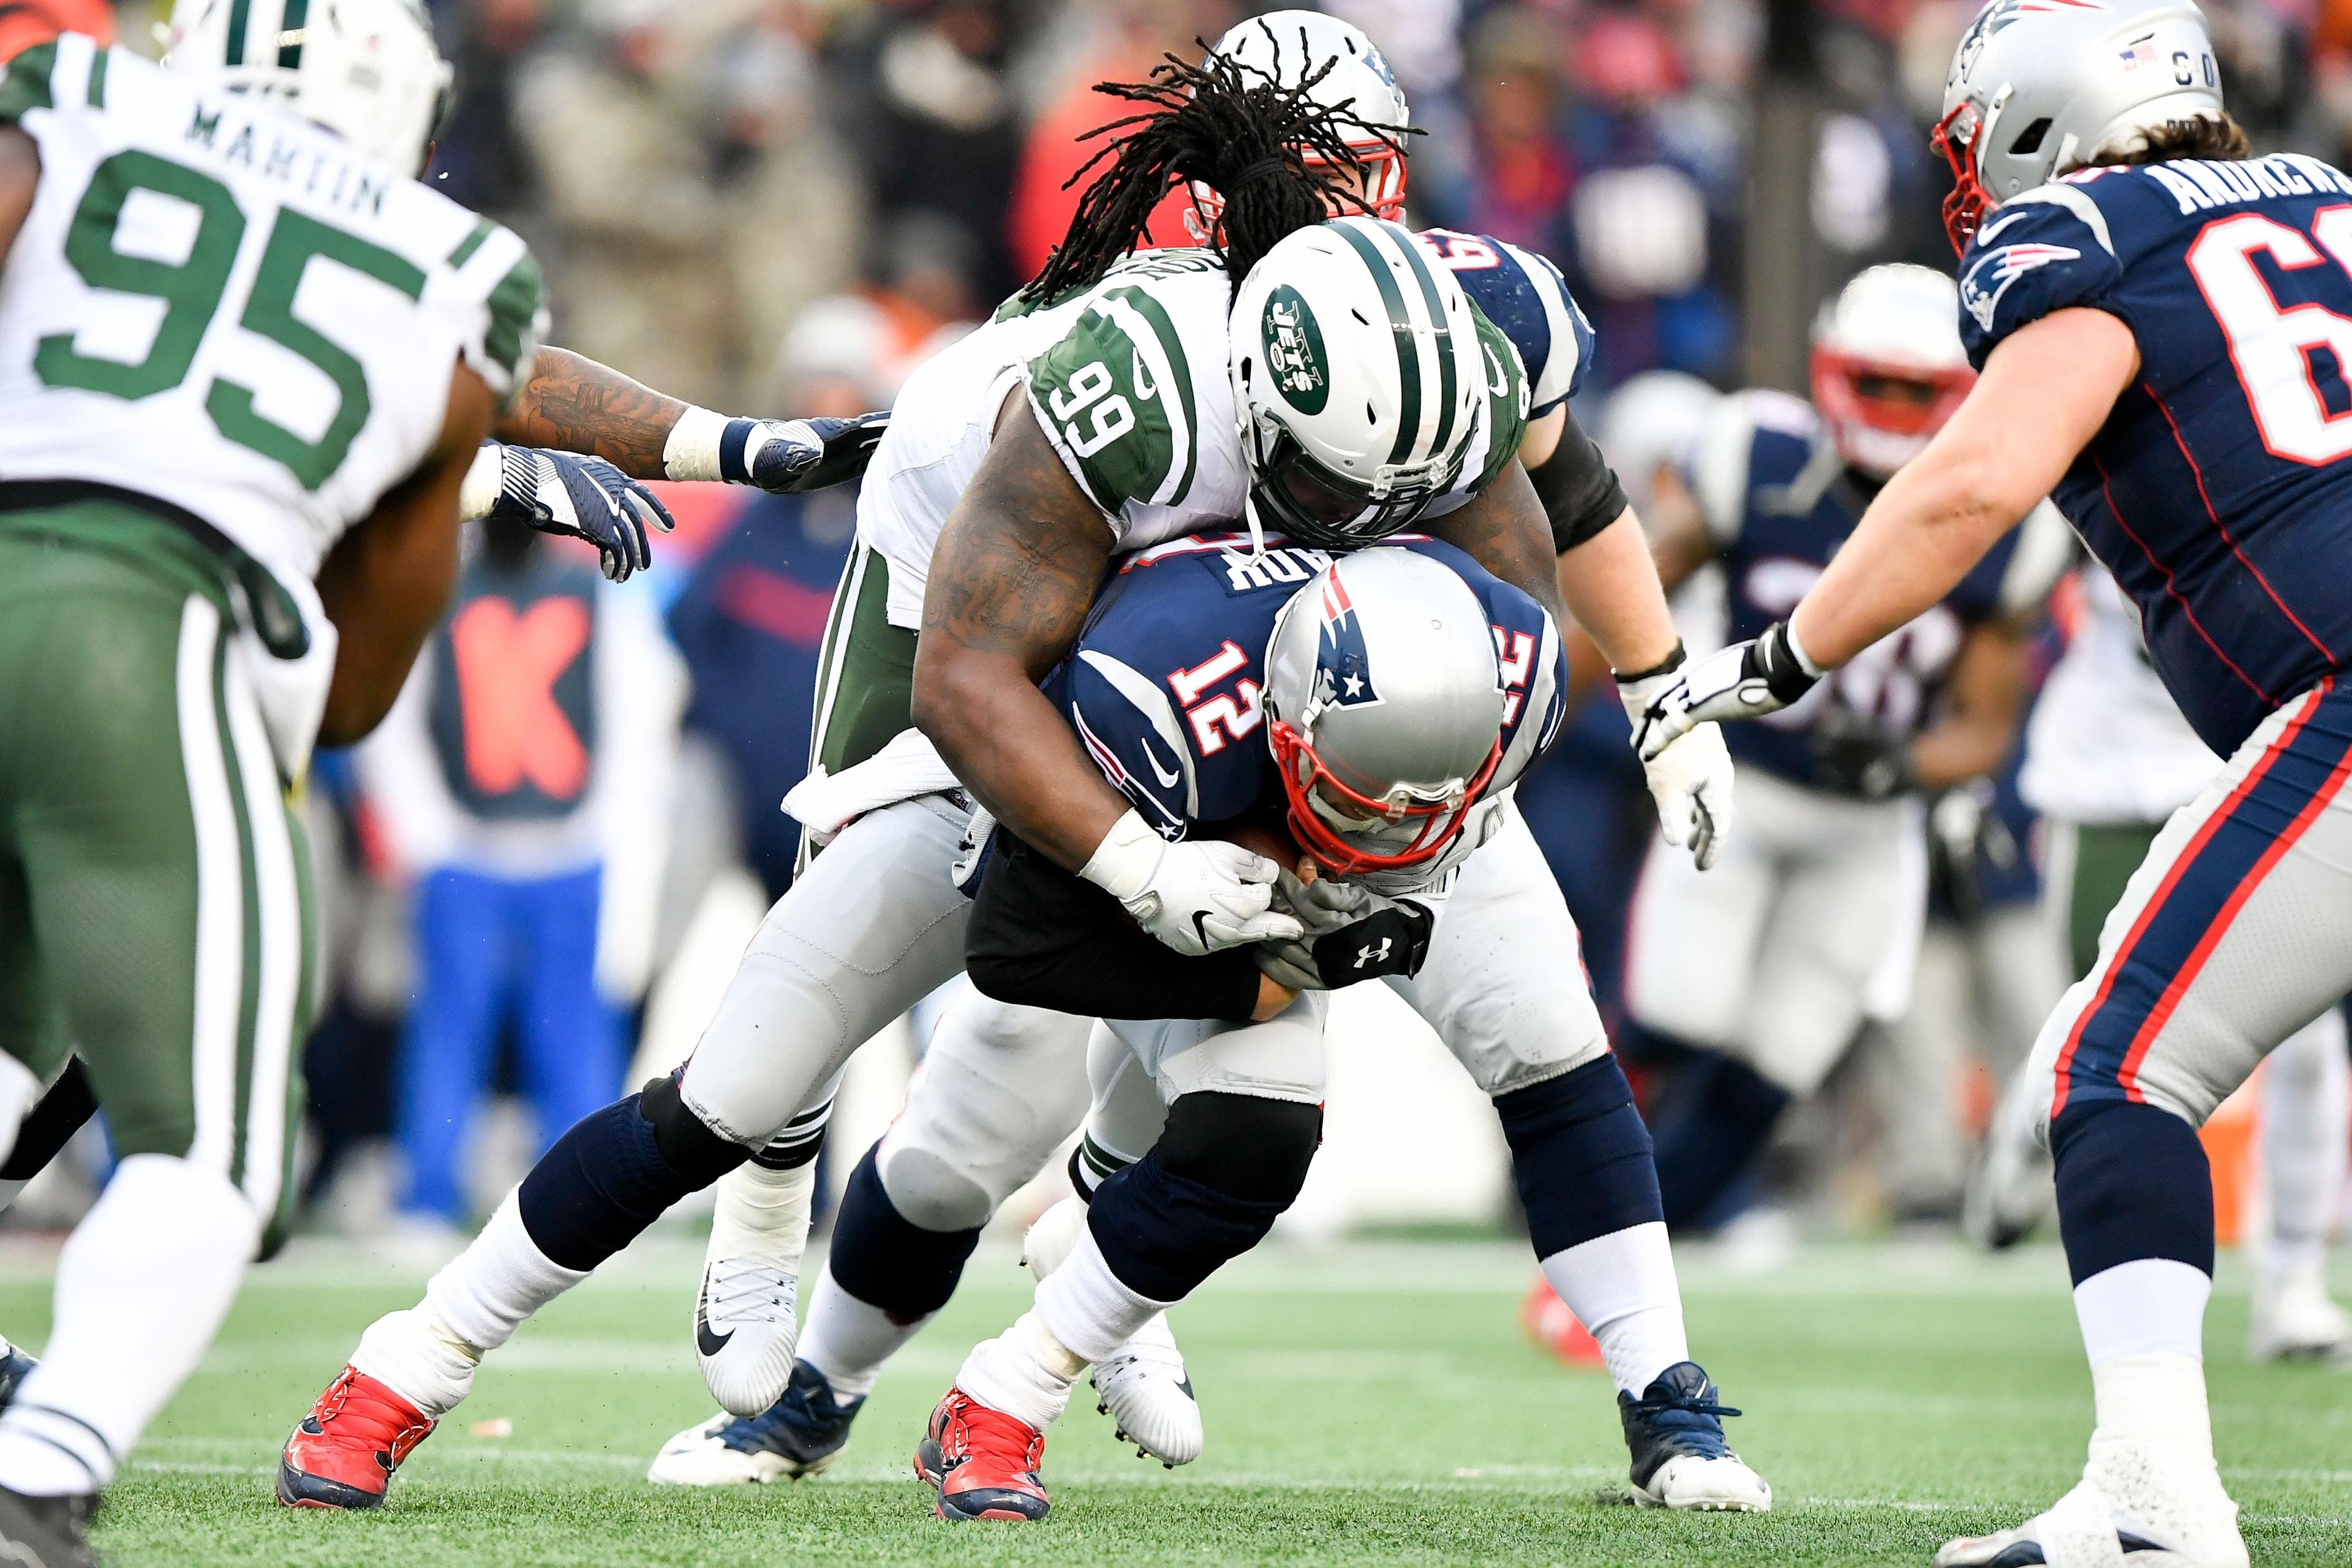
[1471,304,1531,492]
[1023,284,1205,521]
[443,218,547,410]
[0,40,56,124]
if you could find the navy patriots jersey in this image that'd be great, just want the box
[1417,230,1594,418]
[1687,390,2064,791]
[1959,153,2352,755]
[1048,533,1567,840]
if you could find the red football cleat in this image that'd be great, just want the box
[277,1366,437,1510]
[923,1387,1050,1522]
[1522,1275,1606,1368]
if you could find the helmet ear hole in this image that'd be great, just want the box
[2008,117,2052,157]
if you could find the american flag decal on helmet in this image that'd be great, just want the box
[1959,241,2083,331]
[1313,568,1384,709]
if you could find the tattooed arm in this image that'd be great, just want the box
[911,398,1128,870]
[495,347,685,478]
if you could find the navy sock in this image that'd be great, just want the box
[1496,1055,1664,1257]
[516,1080,750,1272]
[2051,1098,2214,1286]
[1088,1093,1321,1302]
[827,1145,981,1319]
[1650,1052,1790,1230]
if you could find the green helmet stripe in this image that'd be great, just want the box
[1385,222,1458,466]
[225,0,254,66]
[278,0,309,70]
[1332,220,1419,467]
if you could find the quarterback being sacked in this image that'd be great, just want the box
[655,539,1769,1520]
[0,7,552,1562]
[1627,264,2067,1229]
[1640,1,2352,1562]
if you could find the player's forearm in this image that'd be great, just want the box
[1556,507,1680,676]
[913,646,1130,869]
[496,347,688,480]
[1908,624,2031,792]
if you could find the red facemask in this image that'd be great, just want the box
[1188,144,1408,243]
[1932,100,1994,255]
[1266,717,1500,878]
[1809,345,1977,475]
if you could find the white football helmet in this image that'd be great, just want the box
[1231,216,1496,549]
[1262,548,1505,877]
[1811,264,1976,478]
[1198,10,1412,230]
[1934,0,2223,251]
[163,0,453,176]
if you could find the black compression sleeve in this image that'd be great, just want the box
[1528,403,1630,555]
[965,831,1262,1021]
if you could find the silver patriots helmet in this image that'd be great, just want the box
[1934,0,2223,252]
[1261,549,1506,878]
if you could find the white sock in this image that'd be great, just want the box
[2090,1354,2217,1471]
[797,1264,925,1402]
[420,1193,587,1362]
[1539,1222,1691,1395]
[0,1155,258,1496]
[1032,1224,1171,1365]
[956,1312,1087,1433]
[2074,1257,2210,1365]
[351,1308,484,1420]
[2260,1015,2348,1285]
[710,1161,816,1273]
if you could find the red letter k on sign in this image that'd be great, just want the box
[449,596,593,801]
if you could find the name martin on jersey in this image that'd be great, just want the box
[182,98,394,219]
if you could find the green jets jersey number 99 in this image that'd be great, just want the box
[0,34,545,597]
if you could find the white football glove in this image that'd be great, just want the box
[1079,810,1306,957]
[1624,623,1822,763]
[1616,647,1743,872]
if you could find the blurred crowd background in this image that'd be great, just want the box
[21,0,2352,1261]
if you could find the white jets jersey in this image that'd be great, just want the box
[857,246,1525,630]
[0,36,543,601]
[2020,564,2222,826]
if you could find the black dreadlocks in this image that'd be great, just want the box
[1019,37,1414,306]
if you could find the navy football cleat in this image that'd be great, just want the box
[1618,1361,1772,1510]
[0,1337,39,1411]
[647,1360,864,1485]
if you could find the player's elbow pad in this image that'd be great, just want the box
[1529,410,1630,555]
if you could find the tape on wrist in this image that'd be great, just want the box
[459,443,505,521]
[662,406,732,483]
[1077,809,1164,903]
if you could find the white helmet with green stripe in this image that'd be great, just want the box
[1231,217,1491,551]
[162,0,452,176]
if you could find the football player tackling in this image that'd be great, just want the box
[1639,1,2352,1562]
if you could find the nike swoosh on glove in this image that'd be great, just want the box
[1079,810,1305,957]
[1617,643,1750,872]
[1624,624,1820,763]
[723,412,891,494]
[486,446,674,582]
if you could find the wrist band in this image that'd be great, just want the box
[662,406,730,483]
[459,443,505,522]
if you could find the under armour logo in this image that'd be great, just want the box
[1354,937,1393,969]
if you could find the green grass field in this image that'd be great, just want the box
[9,1234,2348,1566]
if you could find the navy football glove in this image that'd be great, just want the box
[718,412,890,494]
[485,446,675,582]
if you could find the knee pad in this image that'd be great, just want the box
[1154,1091,1322,1206]
[518,1081,752,1273]
[876,1139,998,1233]
[1495,1056,1664,1257]
[828,1144,981,1319]
[2051,1098,2214,1286]
[1087,1093,1323,1303]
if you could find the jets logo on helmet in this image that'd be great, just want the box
[1264,286,1331,415]
[1231,217,1492,551]
[1311,569,1382,711]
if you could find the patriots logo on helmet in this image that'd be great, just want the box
[1959,241,2082,331]
[1952,0,2110,83]
[1313,569,1383,710]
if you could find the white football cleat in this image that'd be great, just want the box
[1636,1452,1773,1512]
[1964,1074,2053,1251]
[695,1257,798,1419]
[1935,1446,2247,1568]
[649,1412,795,1487]
[2248,1261,2349,1362]
[1091,1313,1203,1468]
